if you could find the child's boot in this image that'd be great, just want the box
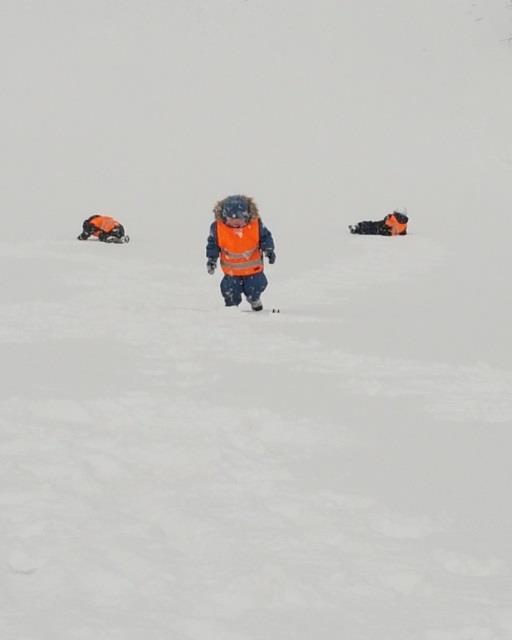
[250,299,263,312]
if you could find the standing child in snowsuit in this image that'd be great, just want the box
[349,208,409,236]
[77,214,130,243]
[206,195,276,311]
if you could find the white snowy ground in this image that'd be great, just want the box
[1,1,512,639]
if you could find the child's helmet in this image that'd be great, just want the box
[393,206,408,216]
[221,195,250,223]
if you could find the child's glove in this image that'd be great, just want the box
[265,249,276,264]
[77,233,88,240]
[207,259,217,275]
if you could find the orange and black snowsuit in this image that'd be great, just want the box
[350,212,408,236]
[206,196,275,307]
[383,213,408,235]
[78,215,125,241]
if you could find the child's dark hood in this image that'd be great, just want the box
[213,195,260,222]
[392,212,409,224]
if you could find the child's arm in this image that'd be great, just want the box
[259,221,275,252]
[206,222,220,260]
[206,222,220,273]
[259,221,276,263]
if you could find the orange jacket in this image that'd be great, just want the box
[216,220,263,276]
[88,215,119,235]
[384,214,408,236]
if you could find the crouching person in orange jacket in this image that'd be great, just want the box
[77,214,130,243]
[206,195,276,311]
[349,208,409,236]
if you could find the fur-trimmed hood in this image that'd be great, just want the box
[213,195,260,221]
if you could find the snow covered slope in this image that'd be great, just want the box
[1,1,511,639]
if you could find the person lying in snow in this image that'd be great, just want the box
[206,195,275,311]
[349,208,409,236]
[77,215,130,243]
